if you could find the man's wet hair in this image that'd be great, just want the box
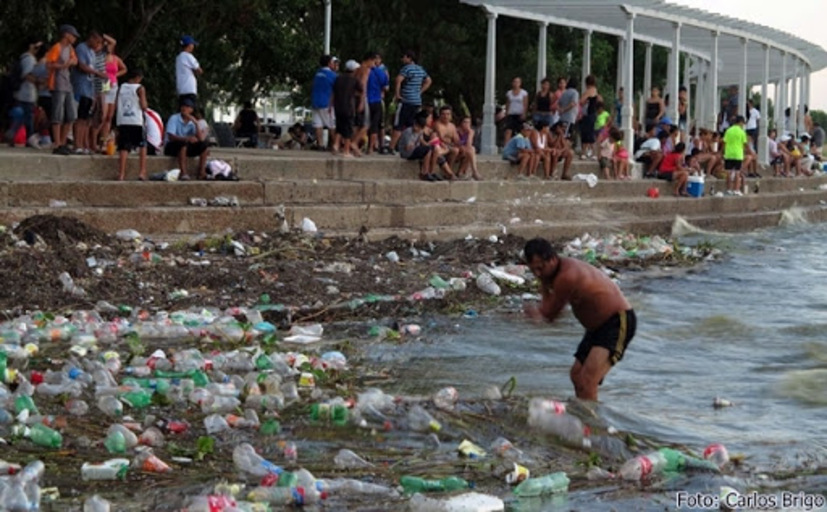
[524,237,557,262]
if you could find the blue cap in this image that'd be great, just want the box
[659,116,674,126]
[180,35,198,47]
[180,98,195,108]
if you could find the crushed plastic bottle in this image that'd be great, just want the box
[133,449,171,473]
[334,448,374,469]
[233,443,283,478]
[400,476,469,494]
[527,398,590,448]
[433,387,459,411]
[476,273,501,296]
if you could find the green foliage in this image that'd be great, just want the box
[810,109,827,129]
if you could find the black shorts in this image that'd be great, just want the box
[117,125,146,151]
[724,159,742,171]
[406,145,431,161]
[335,112,354,139]
[575,309,636,366]
[77,96,94,120]
[505,114,522,134]
[369,102,383,135]
[394,103,420,131]
[354,110,366,130]
[656,171,673,181]
[164,139,208,157]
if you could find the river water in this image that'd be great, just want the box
[372,221,827,510]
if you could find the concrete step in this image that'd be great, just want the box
[3,177,825,208]
[0,149,604,182]
[1,190,824,236]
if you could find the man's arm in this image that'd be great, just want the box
[394,74,404,101]
[421,76,432,95]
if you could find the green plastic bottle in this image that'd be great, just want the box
[513,472,570,497]
[30,423,62,448]
[429,275,450,289]
[399,476,469,494]
[122,389,152,409]
[659,447,719,473]
[104,430,127,454]
[0,351,6,376]
[191,370,210,387]
[14,395,39,415]
[277,471,298,488]
[309,403,349,427]
[255,353,273,370]
[260,418,281,436]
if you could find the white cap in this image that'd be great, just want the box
[345,59,360,71]
[780,134,792,142]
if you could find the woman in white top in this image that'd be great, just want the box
[503,76,528,146]
[530,121,554,179]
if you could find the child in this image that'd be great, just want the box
[610,128,630,180]
[115,69,147,180]
[597,127,614,180]
[594,102,610,139]
[399,111,454,181]
[457,116,481,180]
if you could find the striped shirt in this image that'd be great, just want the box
[399,63,428,106]
[93,51,106,94]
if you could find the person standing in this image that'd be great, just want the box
[71,31,103,154]
[331,60,363,158]
[721,115,748,195]
[352,52,378,153]
[311,55,338,150]
[389,50,431,154]
[46,24,79,155]
[175,35,202,107]
[578,74,600,159]
[556,79,580,138]
[367,53,389,154]
[532,78,554,128]
[503,76,529,146]
[745,99,760,150]
[13,38,43,148]
[524,237,636,401]
[96,35,127,154]
[115,69,148,181]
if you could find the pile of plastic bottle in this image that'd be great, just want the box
[562,233,696,263]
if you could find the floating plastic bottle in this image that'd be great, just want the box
[513,472,570,497]
[65,398,89,416]
[247,486,304,505]
[30,422,62,448]
[406,405,441,433]
[527,398,590,448]
[233,443,283,478]
[97,396,123,417]
[400,476,469,494]
[133,450,171,473]
[433,387,458,411]
[104,430,127,454]
[81,459,130,481]
[619,447,719,481]
[324,478,400,498]
[309,402,349,426]
[703,443,730,469]
[334,448,374,469]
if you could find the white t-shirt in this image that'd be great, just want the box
[768,138,779,157]
[506,89,528,116]
[635,137,661,159]
[175,51,200,95]
[746,107,761,130]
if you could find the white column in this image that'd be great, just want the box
[670,23,681,122]
[537,23,548,91]
[481,9,498,155]
[582,29,592,90]
[323,0,332,54]
[709,31,719,131]
[805,66,811,112]
[697,60,707,132]
[616,37,625,92]
[623,13,635,165]
[666,50,674,110]
[777,51,787,135]
[798,61,807,134]
[644,43,653,97]
[790,58,798,136]
[759,44,770,166]
[684,56,691,131]
[739,38,748,118]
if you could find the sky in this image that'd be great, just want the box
[672,0,827,111]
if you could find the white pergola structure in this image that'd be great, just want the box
[460,0,827,166]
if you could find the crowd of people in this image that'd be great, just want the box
[2,26,824,186]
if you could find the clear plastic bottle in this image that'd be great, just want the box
[406,405,441,433]
[527,398,590,448]
[333,449,374,469]
[204,414,230,434]
[138,427,165,448]
[65,398,89,416]
[703,443,730,469]
[324,478,400,498]
[0,459,22,475]
[81,459,130,480]
[200,394,241,414]
[247,486,303,505]
[432,387,458,411]
[97,396,123,417]
[133,450,171,473]
[232,443,283,477]
[513,472,570,497]
[83,494,112,512]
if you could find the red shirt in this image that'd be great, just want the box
[659,152,682,173]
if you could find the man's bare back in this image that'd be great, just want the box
[524,238,636,401]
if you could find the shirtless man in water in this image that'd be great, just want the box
[523,237,636,400]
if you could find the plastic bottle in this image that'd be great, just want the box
[618,450,668,481]
[232,443,283,477]
[527,398,590,448]
[204,414,230,434]
[399,476,469,494]
[30,422,62,448]
[200,394,241,414]
[513,472,570,496]
[104,430,127,454]
[138,427,165,447]
[59,272,87,297]
[334,449,374,469]
[476,273,501,296]
[703,443,730,469]
[432,387,458,411]
[84,494,112,512]
[324,478,400,498]
[14,395,39,415]
[97,396,123,417]
[489,437,527,463]
[81,459,130,480]
[247,486,304,505]
[429,275,450,289]
[3,461,44,511]
[107,425,139,450]
[406,405,441,433]
[133,450,171,473]
[122,389,152,409]
[309,402,349,426]
[0,460,22,475]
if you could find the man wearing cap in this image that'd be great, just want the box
[176,35,202,107]
[311,55,338,150]
[46,24,79,155]
[331,59,363,157]
[164,98,210,180]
